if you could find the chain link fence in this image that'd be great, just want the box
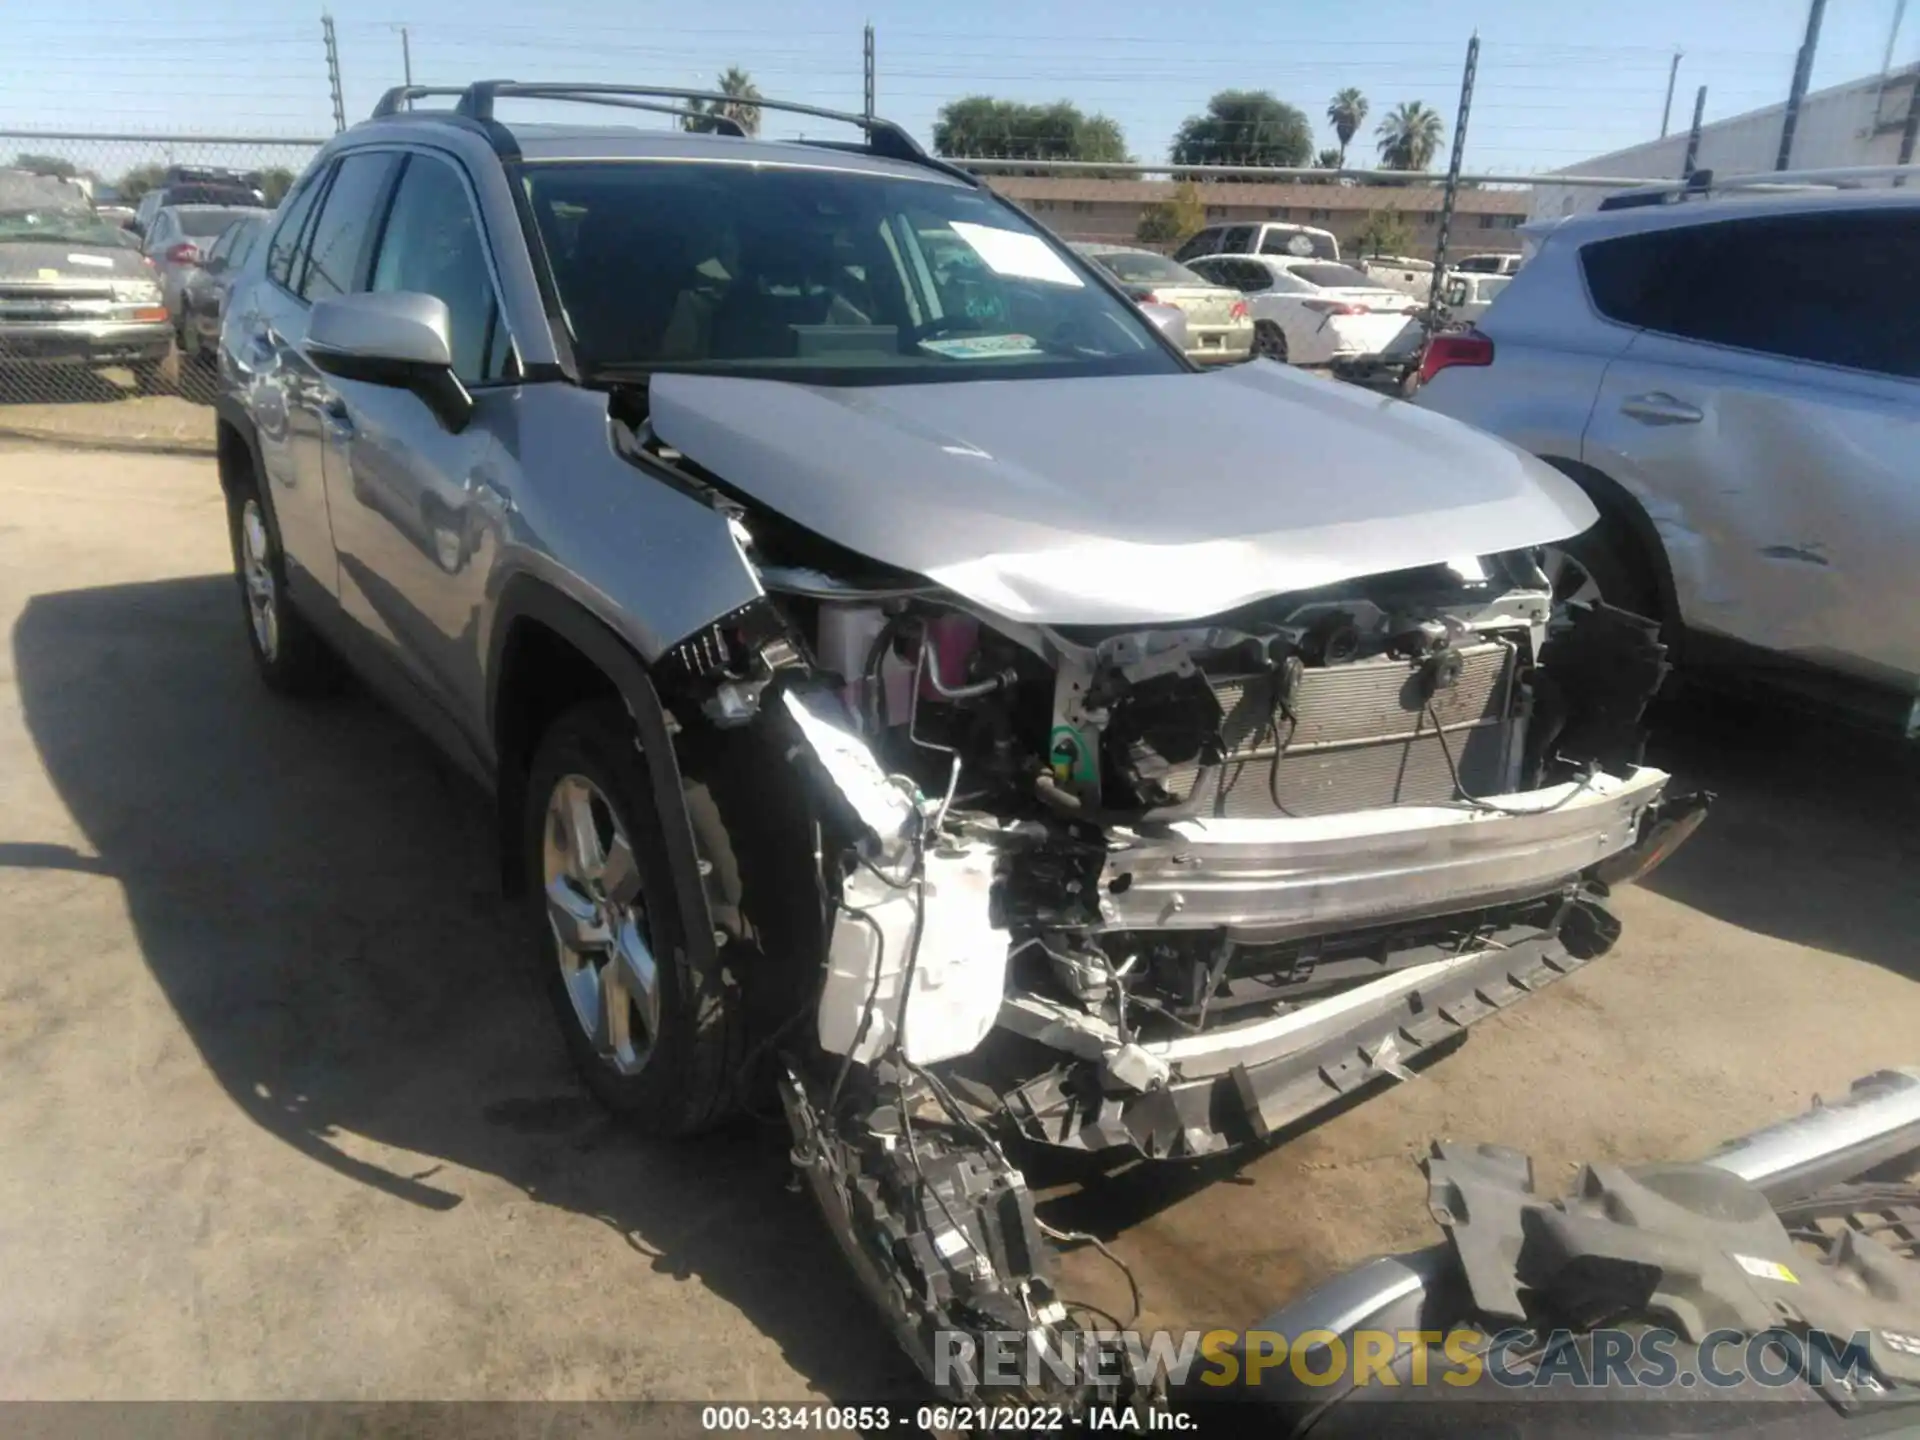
[1,131,321,438]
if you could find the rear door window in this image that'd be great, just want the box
[1233,260,1275,291]
[266,169,327,291]
[1173,228,1219,261]
[1221,225,1257,252]
[1583,209,1920,378]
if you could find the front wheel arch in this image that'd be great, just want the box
[1535,455,1681,646]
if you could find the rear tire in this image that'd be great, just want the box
[1253,321,1289,363]
[524,702,748,1136]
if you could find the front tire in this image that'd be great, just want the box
[1542,511,1660,626]
[524,702,747,1136]
[1253,321,1289,363]
[224,464,339,694]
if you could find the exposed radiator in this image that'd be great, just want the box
[1168,641,1519,818]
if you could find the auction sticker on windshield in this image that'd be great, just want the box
[919,334,1044,360]
[948,222,1084,287]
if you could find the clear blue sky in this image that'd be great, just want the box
[1,0,1913,174]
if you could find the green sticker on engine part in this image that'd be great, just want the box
[1048,725,1097,785]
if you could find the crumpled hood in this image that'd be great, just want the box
[649,361,1596,625]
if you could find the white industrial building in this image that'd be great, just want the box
[1532,61,1920,219]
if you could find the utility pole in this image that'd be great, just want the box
[862,23,875,120]
[1776,0,1828,171]
[322,13,346,134]
[1682,84,1708,178]
[402,26,413,89]
[1423,32,1478,340]
[1884,0,1909,78]
[1660,50,1683,137]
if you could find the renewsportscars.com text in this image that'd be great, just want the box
[935,1325,1881,1394]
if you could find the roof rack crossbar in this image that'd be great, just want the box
[473,91,747,136]
[371,85,471,118]
[447,81,946,172]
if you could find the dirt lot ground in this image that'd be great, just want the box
[2,440,1916,1401]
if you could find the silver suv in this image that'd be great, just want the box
[1416,184,1920,732]
[214,82,1701,1399]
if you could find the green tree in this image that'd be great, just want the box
[1326,88,1369,168]
[932,96,1129,166]
[1315,147,1343,170]
[683,65,763,137]
[1376,100,1445,171]
[1170,90,1313,171]
[12,152,81,180]
[116,164,167,202]
[1351,206,1414,257]
[1135,180,1205,246]
[256,167,296,205]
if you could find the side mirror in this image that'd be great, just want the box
[306,291,472,433]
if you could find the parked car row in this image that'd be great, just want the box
[1070,242,1440,371]
[0,169,177,391]
[0,163,272,393]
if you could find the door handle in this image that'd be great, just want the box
[464,473,513,514]
[1619,392,1703,425]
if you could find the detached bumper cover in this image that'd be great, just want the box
[1097,766,1670,936]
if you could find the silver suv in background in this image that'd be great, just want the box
[214,81,1700,1405]
[1416,185,1920,733]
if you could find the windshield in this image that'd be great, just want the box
[520,162,1179,384]
[173,207,264,237]
[1291,262,1376,289]
[1087,250,1208,286]
[0,208,140,248]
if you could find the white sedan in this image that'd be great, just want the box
[1185,254,1422,366]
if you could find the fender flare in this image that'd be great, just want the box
[1535,453,1684,644]
[485,578,719,985]
[213,396,265,491]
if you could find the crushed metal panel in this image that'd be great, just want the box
[649,366,1597,626]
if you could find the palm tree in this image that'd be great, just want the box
[1375,100,1445,171]
[1315,147,1343,170]
[1326,88,1368,167]
[684,65,762,137]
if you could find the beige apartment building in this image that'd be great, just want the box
[981,175,1530,255]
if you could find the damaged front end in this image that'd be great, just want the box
[636,459,1705,1401]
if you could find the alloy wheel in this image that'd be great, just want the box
[542,773,659,1077]
[240,499,280,662]
[1538,545,1604,631]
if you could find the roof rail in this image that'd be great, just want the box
[371,84,739,139]
[1597,162,1920,209]
[445,82,951,173]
